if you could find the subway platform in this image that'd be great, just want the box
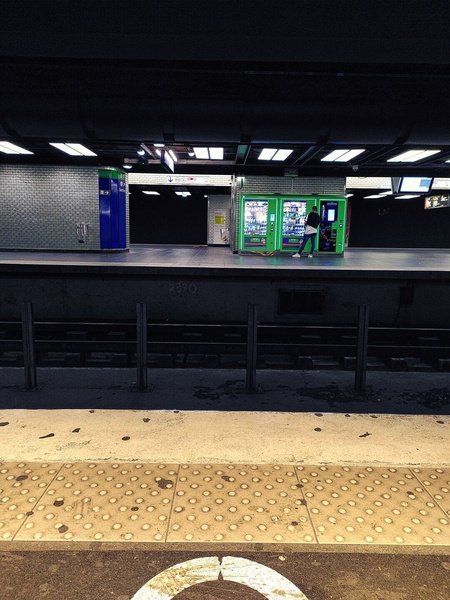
[1,244,450,274]
[0,367,448,553]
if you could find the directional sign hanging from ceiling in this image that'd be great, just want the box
[166,176,211,185]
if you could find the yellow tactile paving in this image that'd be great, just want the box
[295,465,450,546]
[13,463,179,542]
[410,467,450,517]
[0,462,448,546]
[0,462,63,541]
[167,464,316,543]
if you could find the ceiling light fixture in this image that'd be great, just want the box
[321,149,365,162]
[50,143,97,156]
[258,149,277,160]
[142,190,160,195]
[193,147,224,160]
[209,147,224,160]
[175,191,191,197]
[387,150,440,162]
[272,149,293,161]
[0,141,34,154]
[193,147,209,159]
[258,148,293,161]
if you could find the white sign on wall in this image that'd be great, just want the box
[166,176,211,185]
[213,208,228,244]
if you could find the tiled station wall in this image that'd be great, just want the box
[239,175,345,196]
[0,165,103,251]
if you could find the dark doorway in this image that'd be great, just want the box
[348,190,450,248]
[129,185,208,245]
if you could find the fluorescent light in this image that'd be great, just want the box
[322,149,365,162]
[154,143,165,147]
[193,147,210,159]
[395,194,420,199]
[257,148,293,161]
[168,149,177,162]
[321,150,348,162]
[364,194,386,199]
[258,148,277,160]
[122,165,132,169]
[142,191,160,195]
[387,150,440,162]
[50,143,97,156]
[137,150,145,156]
[50,143,81,155]
[209,147,224,160]
[272,149,293,161]
[66,143,97,156]
[338,149,365,161]
[0,142,34,154]
[192,147,224,160]
[175,191,191,197]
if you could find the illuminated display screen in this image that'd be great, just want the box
[399,177,433,193]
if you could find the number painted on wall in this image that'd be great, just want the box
[168,282,198,297]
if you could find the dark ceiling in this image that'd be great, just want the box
[1,2,450,180]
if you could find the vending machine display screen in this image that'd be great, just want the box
[321,201,338,224]
[282,201,307,235]
[243,201,268,235]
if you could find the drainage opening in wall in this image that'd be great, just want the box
[278,289,325,315]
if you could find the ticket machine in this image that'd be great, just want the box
[318,199,346,253]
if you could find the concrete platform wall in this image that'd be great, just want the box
[1,268,449,327]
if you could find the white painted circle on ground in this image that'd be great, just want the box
[130,555,309,599]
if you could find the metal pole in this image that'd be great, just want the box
[355,305,369,392]
[21,301,37,389]
[246,303,258,391]
[136,302,148,390]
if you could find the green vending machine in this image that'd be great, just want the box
[280,196,314,253]
[239,195,280,252]
[239,194,347,255]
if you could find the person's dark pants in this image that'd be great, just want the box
[298,233,316,254]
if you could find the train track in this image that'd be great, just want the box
[1,320,450,372]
